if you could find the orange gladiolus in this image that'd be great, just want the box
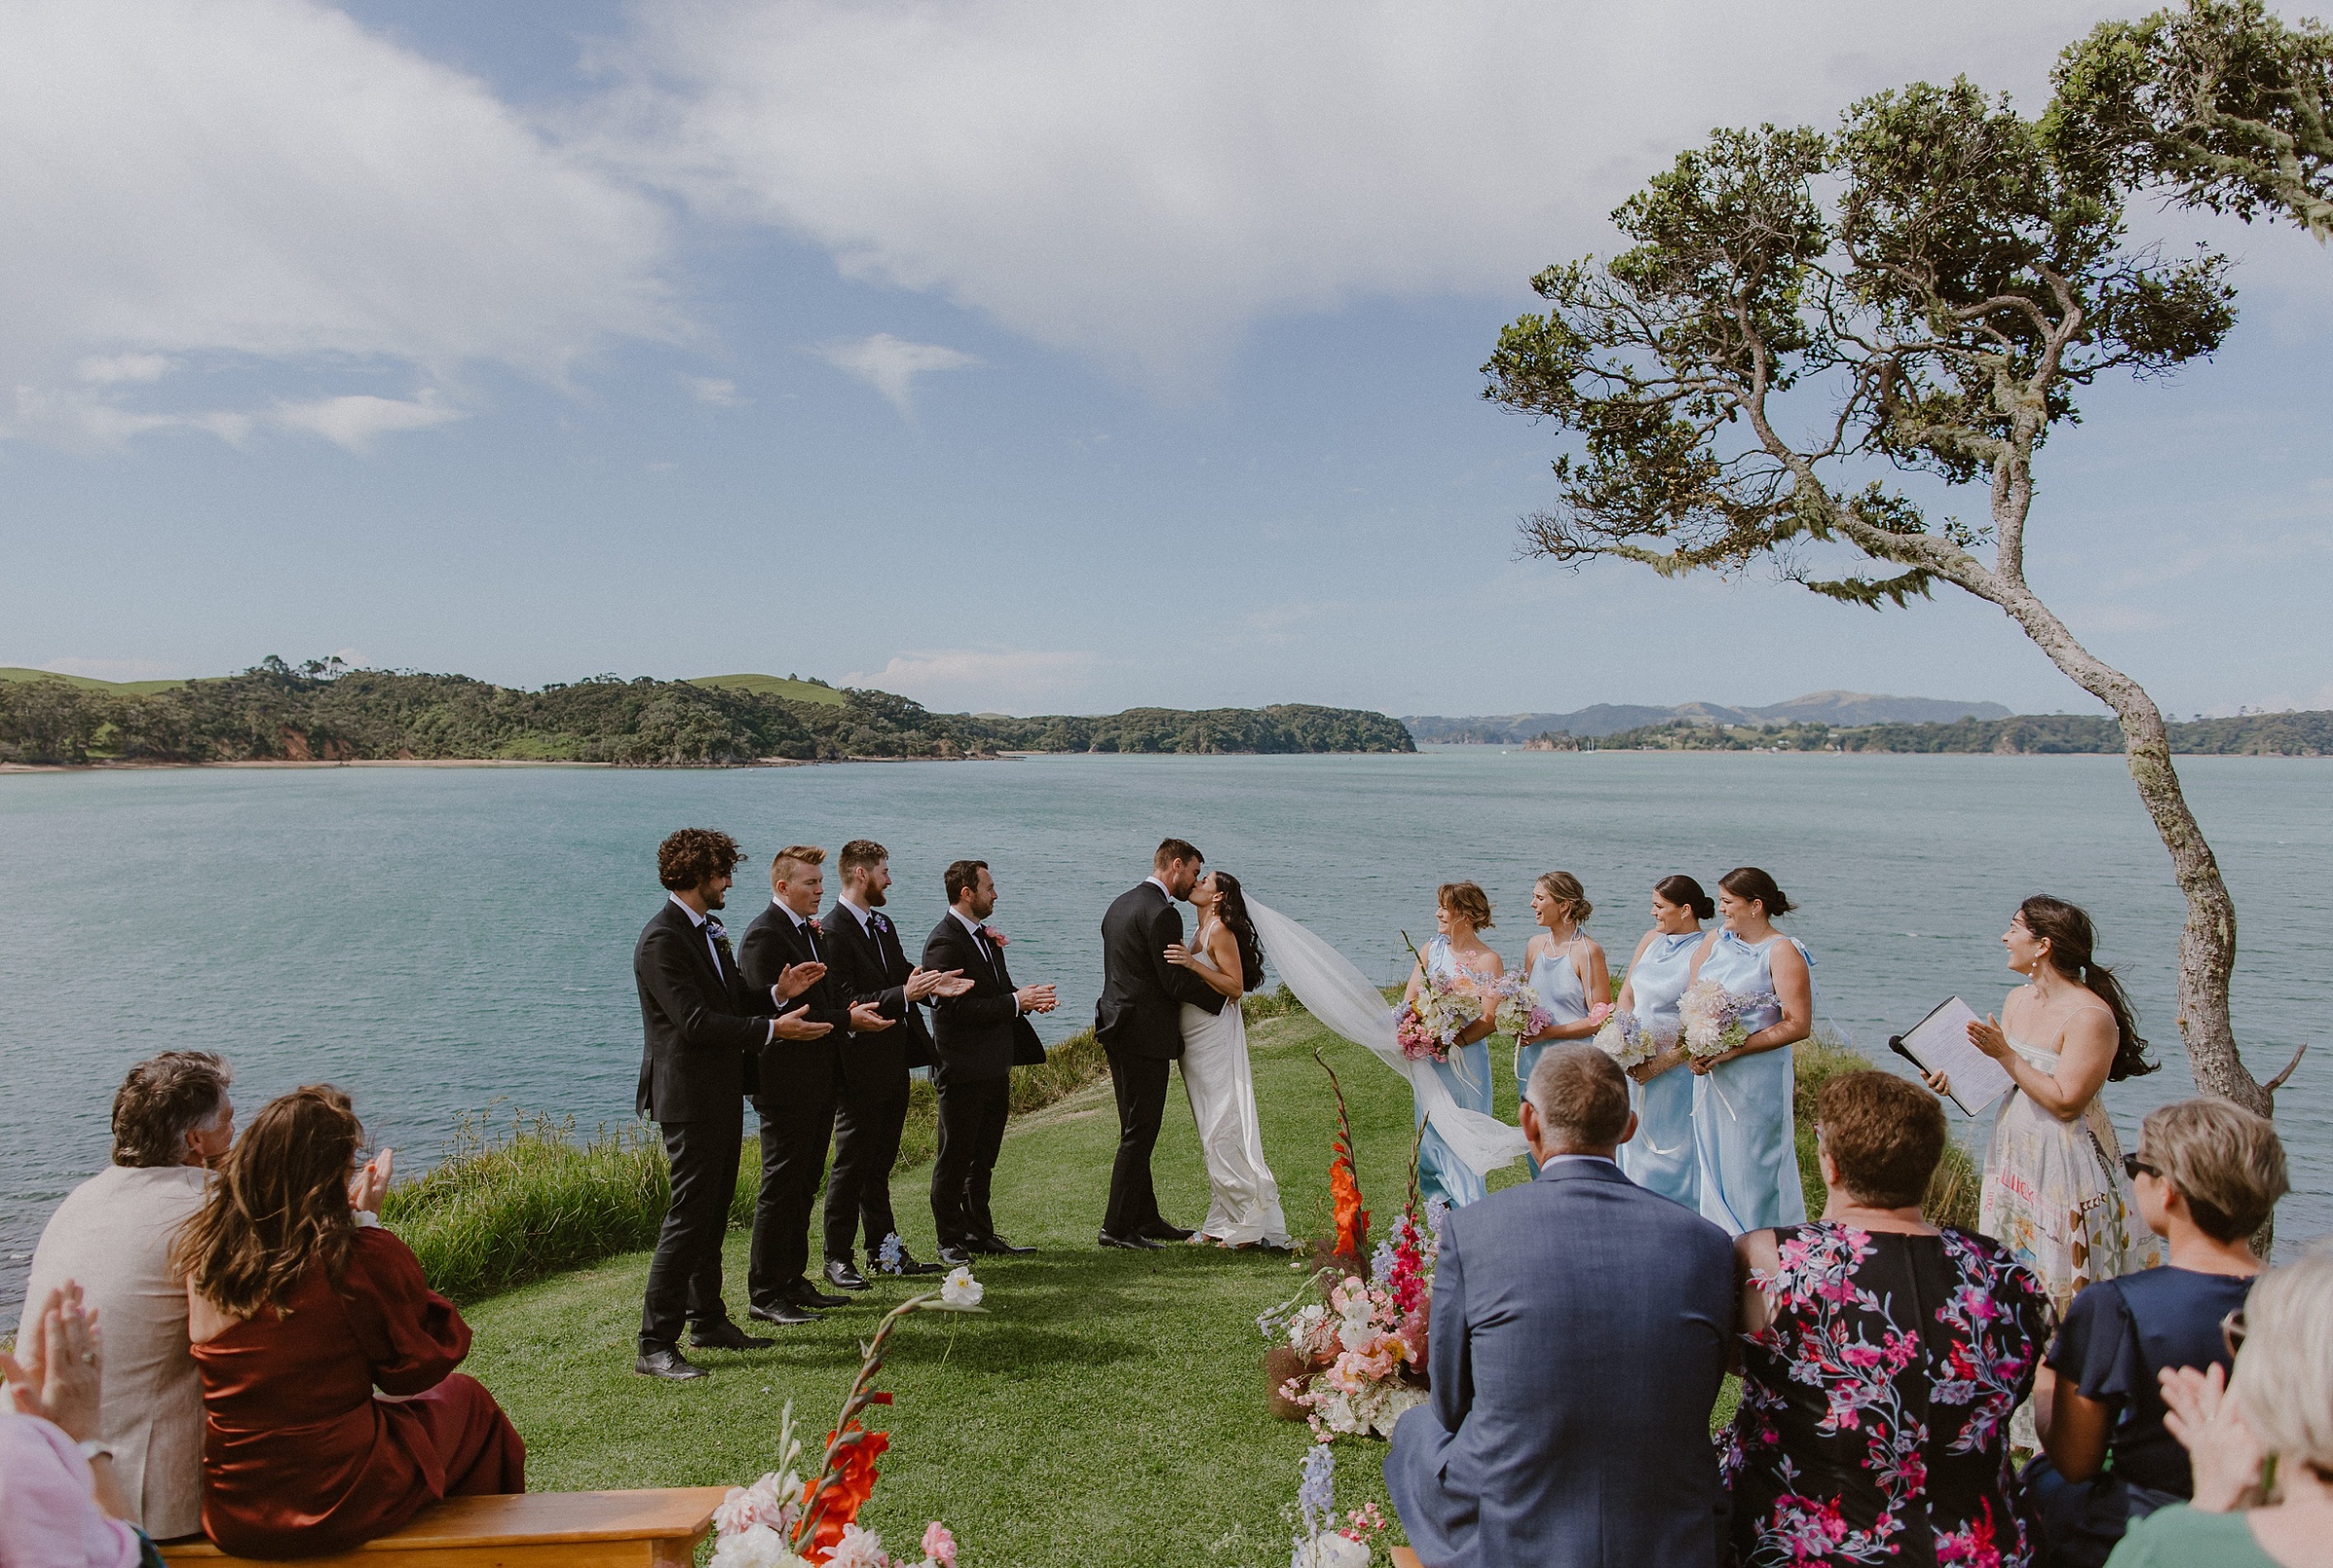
[799,1422,890,1561]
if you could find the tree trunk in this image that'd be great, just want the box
[1976,582,2267,1116]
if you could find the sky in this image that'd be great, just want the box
[1,0,2327,720]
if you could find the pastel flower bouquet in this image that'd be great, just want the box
[1678,979,1777,1062]
[1393,932,1484,1063]
[710,1277,986,1568]
[1591,1008,1658,1069]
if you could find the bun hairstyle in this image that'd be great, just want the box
[1719,866,1793,919]
[1654,875,1716,923]
[1534,871,1593,927]
[1208,872,1268,993]
[1438,881,1494,932]
[2018,894,2158,1081]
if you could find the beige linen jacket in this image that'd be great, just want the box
[20,1163,210,1539]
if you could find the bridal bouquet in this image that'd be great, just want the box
[1592,1009,1658,1069]
[1393,936,1483,1063]
[712,1279,985,1568]
[1678,979,1776,1061]
[1490,979,1553,1043]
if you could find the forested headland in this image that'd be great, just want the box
[1520,712,2333,756]
[0,660,1413,766]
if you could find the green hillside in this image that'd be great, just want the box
[0,666,190,697]
[683,672,849,707]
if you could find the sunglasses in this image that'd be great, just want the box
[2121,1154,2160,1182]
[2223,1306,2247,1360]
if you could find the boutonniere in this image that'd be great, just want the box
[980,925,1009,947]
[705,917,733,949]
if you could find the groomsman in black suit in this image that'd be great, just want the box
[923,858,1057,1264]
[1094,837,1222,1248]
[633,827,832,1381]
[818,839,971,1289]
[739,845,890,1323]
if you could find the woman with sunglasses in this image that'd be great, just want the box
[2028,1098,2285,1567]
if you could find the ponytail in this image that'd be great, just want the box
[2018,894,2158,1081]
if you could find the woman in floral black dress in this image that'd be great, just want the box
[1721,1070,2053,1567]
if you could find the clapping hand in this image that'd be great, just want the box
[349,1149,394,1214]
[2160,1362,2265,1511]
[1,1282,103,1443]
[775,961,827,1000]
[1016,983,1059,1015]
[848,999,895,1032]
[905,966,972,1002]
[773,1003,833,1040]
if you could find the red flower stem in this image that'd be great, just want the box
[792,1291,944,1552]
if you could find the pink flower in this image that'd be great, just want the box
[822,1522,890,1568]
[921,1521,958,1568]
[1585,1001,1615,1028]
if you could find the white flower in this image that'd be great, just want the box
[709,1523,815,1568]
[1291,1535,1371,1568]
[940,1266,984,1308]
[823,1523,890,1568]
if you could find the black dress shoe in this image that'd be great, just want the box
[936,1243,976,1267]
[785,1279,853,1310]
[1098,1230,1164,1250]
[891,1248,947,1276]
[823,1258,872,1291]
[1138,1220,1196,1241]
[689,1320,776,1351]
[973,1234,1036,1256]
[748,1300,821,1326]
[635,1344,708,1380]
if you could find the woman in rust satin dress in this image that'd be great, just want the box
[172,1086,523,1558]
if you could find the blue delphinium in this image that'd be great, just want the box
[876,1233,904,1275]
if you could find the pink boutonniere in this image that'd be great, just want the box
[979,925,1009,947]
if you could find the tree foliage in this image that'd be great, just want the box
[2051,0,2333,240]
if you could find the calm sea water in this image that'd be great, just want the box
[4,749,2327,1311]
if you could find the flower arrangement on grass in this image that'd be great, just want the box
[710,1276,986,1568]
[1287,1444,1388,1568]
[1679,979,1776,1062]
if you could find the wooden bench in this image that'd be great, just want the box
[158,1487,730,1568]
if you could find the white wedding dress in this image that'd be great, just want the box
[1178,921,1291,1247]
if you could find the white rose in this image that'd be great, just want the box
[710,1524,811,1568]
[941,1266,985,1307]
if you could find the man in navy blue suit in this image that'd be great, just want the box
[1385,1042,1736,1568]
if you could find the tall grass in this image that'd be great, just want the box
[1791,1033,1981,1230]
[389,1029,1116,1303]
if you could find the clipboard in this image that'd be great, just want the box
[1888,995,2013,1116]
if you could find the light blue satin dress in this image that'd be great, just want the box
[1414,934,1494,1210]
[1515,938,1592,1177]
[1618,929,1702,1207]
[1690,930,1810,1236]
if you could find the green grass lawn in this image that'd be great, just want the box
[456,1014,1748,1567]
[0,665,191,696]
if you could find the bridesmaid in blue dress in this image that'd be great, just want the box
[1614,874,1712,1207]
[1514,871,1609,1176]
[1687,866,1813,1235]
[1403,881,1503,1209]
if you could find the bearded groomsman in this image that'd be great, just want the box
[923,859,1057,1264]
[633,828,831,1381]
[818,839,971,1289]
[739,845,890,1324]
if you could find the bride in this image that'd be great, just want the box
[1162,871,1290,1248]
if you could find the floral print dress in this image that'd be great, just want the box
[1720,1223,2054,1567]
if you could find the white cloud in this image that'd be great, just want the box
[683,375,744,406]
[845,647,1097,712]
[0,0,678,446]
[601,0,2124,390]
[267,392,464,451]
[813,333,978,414]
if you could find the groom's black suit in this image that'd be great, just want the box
[818,898,933,1264]
[739,899,852,1306]
[1096,879,1225,1237]
[633,896,780,1348]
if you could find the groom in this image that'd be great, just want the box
[1094,837,1224,1249]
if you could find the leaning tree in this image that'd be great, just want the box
[1482,79,2303,1119]
[2051,0,2331,241]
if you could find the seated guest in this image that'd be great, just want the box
[1,1281,159,1568]
[2033,1098,2284,1566]
[171,1086,524,1557]
[19,1051,234,1541]
[2107,1252,2333,1567]
[1384,1043,1735,1568]
[1722,1069,2053,1565]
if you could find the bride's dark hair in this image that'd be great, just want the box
[1209,872,1268,993]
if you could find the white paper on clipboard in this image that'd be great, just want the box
[1889,996,2013,1116]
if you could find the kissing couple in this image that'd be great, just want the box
[1094,838,1290,1251]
